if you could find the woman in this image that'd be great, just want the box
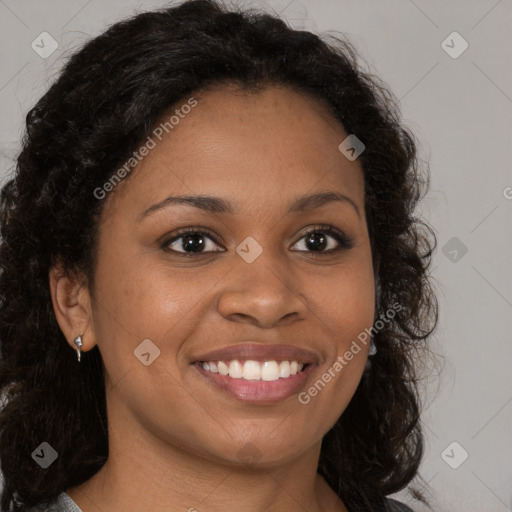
[0,1,438,510]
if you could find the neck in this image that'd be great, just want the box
[67,409,346,512]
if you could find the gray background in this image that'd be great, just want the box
[0,1,511,511]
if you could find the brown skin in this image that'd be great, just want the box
[50,84,375,512]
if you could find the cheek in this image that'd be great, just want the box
[306,260,375,348]
[91,247,225,381]
[295,260,374,425]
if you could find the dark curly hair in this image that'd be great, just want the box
[0,0,439,510]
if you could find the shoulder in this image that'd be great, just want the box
[383,497,415,512]
[22,492,82,512]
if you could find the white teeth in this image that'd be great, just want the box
[279,361,291,378]
[261,361,280,381]
[200,359,305,380]
[218,361,229,376]
[228,360,243,378]
[243,360,260,380]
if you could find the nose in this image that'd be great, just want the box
[216,253,308,329]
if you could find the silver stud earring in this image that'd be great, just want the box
[370,277,381,358]
[365,278,381,371]
[73,334,83,362]
[365,338,377,372]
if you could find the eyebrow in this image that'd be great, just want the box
[137,190,361,222]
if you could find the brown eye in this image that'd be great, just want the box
[162,229,225,256]
[291,225,354,255]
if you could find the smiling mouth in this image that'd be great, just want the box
[195,359,309,381]
[193,358,315,404]
[190,342,318,403]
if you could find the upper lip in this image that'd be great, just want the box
[191,342,320,365]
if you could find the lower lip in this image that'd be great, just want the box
[193,363,315,404]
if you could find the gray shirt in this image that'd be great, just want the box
[26,493,80,512]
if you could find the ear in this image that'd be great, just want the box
[49,263,97,354]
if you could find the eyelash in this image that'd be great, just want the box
[161,224,354,257]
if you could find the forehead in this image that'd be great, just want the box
[102,84,365,220]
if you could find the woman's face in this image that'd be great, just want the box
[86,84,375,467]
